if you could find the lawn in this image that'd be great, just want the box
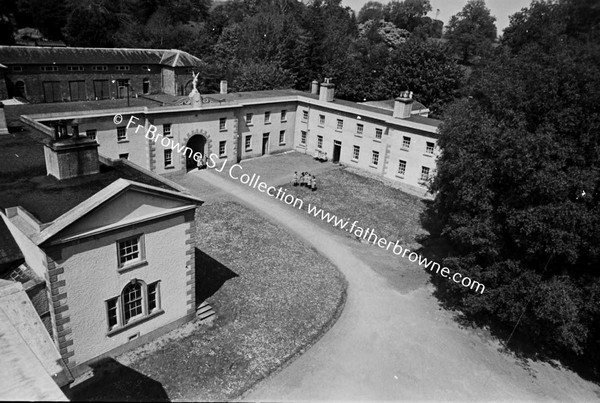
[71,200,346,402]
[283,167,428,250]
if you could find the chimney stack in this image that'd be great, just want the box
[220,80,228,94]
[319,78,335,102]
[0,104,9,135]
[44,121,100,180]
[311,80,319,95]
[393,90,414,119]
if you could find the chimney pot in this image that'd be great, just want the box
[311,80,319,95]
[220,80,228,94]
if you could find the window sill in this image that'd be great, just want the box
[117,139,129,143]
[219,129,227,132]
[374,138,382,143]
[164,165,175,170]
[351,158,358,163]
[423,153,433,158]
[245,148,252,152]
[246,122,253,126]
[281,119,287,123]
[164,134,172,138]
[219,154,227,159]
[318,124,325,128]
[264,121,271,125]
[107,309,165,337]
[355,134,363,138]
[335,129,343,133]
[369,164,379,169]
[117,260,148,274]
[401,147,410,152]
[279,142,286,146]
[298,143,307,148]
[396,174,405,179]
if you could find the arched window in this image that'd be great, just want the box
[142,78,150,94]
[105,279,161,333]
[123,281,144,323]
[15,80,26,98]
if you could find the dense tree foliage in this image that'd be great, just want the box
[430,0,600,376]
[445,0,497,64]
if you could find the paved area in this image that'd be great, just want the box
[170,159,600,402]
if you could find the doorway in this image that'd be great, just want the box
[262,133,269,156]
[333,140,341,163]
[185,134,207,170]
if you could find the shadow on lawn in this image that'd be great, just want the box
[415,200,600,385]
[67,358,169,402]
[195,247,239,303]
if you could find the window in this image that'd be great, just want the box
[106,298,118,330]
[245,113,253,125]
[219,117,227,131]
[402,136,411,149]
[302,110,308,121]
[116,65,130,71]
[300,130,307,145]
[279,130,285,145]
[92,65,108,71]
[67,65,83,71]
[40,65,58,71]
[142,78,150,94]
[352,145,360,161]
[163,123,171,136]
[337,119,343,130]
[219,141,226,156]
[264,111,271,123]
[105,280,161,332]
[356,123,364,136]
[371,150,379,166]
[420,166,430,182]
[245,135,252,151]
[319,114,325,126]
[12,66,22,72]
[375,128,383,140]
[123,282,143,323]
[117,235,142,267]
[425,141,435,155]
[317,135,323,149]
[281,110,287,122]
[164,150,172,167]
[119,153,129,160]
[141,65,150,72]
[398,160,406,176]
[147,282,159,313]
[117,126,127,142]
[86,129,97,140]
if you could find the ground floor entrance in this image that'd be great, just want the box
[333,140,341,163]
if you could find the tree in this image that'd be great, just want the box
[358,1,385,24]
[63,0,121,47]
[445,0,497,64]
[383,0,432,32]
[229,61,296,92]
[429,0,600,376]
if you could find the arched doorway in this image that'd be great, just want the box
[185,134,207,171]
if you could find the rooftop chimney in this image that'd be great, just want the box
[220,80,228,95]
[311,80,319,95]
[44,121,100,180]
[393,90,414,119]
[0,104,9,135]
[319,78,335,102]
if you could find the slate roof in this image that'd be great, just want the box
[0,130,179,224]
[0,46,203,67]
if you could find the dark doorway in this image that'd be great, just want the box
[262,133,269,156]
[185,134,207,170]
[15,80,26,98]
[117,79,129,99]
[43,81,61,102]
[333,140,341,163]
[142,78,150,94]
[93,80,109,99]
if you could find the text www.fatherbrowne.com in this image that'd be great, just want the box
[306,204,486,294]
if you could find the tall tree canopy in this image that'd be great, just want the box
[445,0,497,64]
[430,0,600,376]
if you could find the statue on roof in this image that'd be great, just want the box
[191,71,199,92]
[189,71,201,107]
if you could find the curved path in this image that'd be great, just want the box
[175,169,599,402]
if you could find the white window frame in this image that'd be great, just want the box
[420,166,430,182]
[281,110,287,122]
[219,117,227,131]
[398,160,407,176]
[371,150,379,166]
[116,234,145,269]
[163,123,172,137]
[337,119,343,130]
[402,136,411,149]
[264,111,271,124]
[300,130,307,145]
[302,110,309,121]
[425,141,435,155]
[219,140,226,156]
[317,135,323,149]
[279,130,286,145]
[105,280,161,333]
[246,113,253,125]
[375,128,383,140]
[164,149,173,167]
[117,126,127,142]
[352,145,360,161]
[319,114,325,126]
[86,129,97,140]
[245,135,252,151]
[356,123,364,136]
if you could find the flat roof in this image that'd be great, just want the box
[0,46,203,67]
[0,130,177,224]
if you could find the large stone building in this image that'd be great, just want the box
[0,46,203,103]
[19,79,441,196]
